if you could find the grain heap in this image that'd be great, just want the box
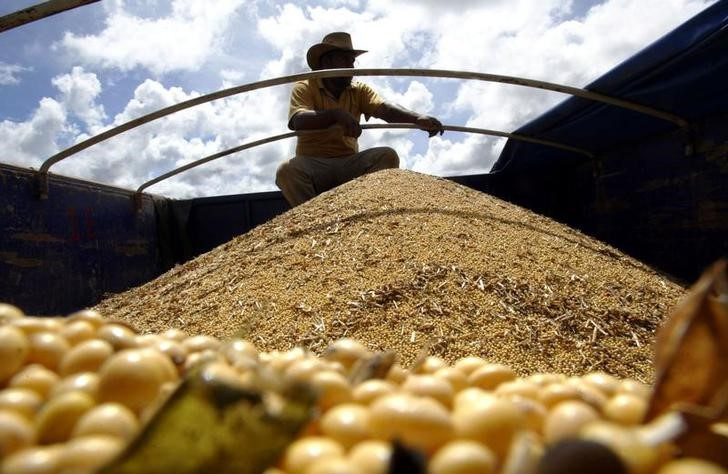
[95,169,684,381]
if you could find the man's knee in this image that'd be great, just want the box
[275,160,307,189]
[275,161,292,189]
[276,159,317,207]
[382,147,399,168]
[370,146,399,170]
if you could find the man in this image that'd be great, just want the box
[275,32,444,207]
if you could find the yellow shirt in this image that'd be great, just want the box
[288,78,385,157]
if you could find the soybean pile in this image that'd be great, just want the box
[95,169,684,381]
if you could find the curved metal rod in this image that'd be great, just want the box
[136,131,295,194]
[0,0,101,34]
[135,123,594,195]
[39,68,689,179]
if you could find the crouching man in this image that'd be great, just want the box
[276,32,444,207]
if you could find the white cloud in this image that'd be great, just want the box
[319,0,362,7]
[0,98,68,168]
[377,80,435,115]
[113,79,197,122]
[220,69,247,87]
[52,67,107,132]
[57,0,247,75]
[443,0,713,164]
[0,62,31,85]
[411,134,500,176]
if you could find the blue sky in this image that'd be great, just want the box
[0,0,716,198]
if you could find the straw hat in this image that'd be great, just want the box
[306,32,367,70]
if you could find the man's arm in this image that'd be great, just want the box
[374,102,444,137]
[289,109,362,138]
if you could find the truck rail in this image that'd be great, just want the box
[37,68,690,199]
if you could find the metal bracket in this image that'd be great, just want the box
[132,192,143,212]
[37,171,49,200]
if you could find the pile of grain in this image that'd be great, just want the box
[95,169,684,381]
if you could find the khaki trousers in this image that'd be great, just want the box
[275,147,399,207]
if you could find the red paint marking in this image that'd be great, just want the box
[84,207,96,240]
[67,207,80,242]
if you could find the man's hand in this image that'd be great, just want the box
[414,115,445,138]
[289,109,361,137]
[375,103,445,137]
[334,109,362,138]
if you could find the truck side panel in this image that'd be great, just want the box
[588,113,728,283]
[0,165,161,315]
[482,113,728,284]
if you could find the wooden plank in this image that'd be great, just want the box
[0,0,100,33]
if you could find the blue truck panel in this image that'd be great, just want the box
[0,164,161,315]
[184,191,290,257]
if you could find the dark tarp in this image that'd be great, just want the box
[492,0,728,173]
